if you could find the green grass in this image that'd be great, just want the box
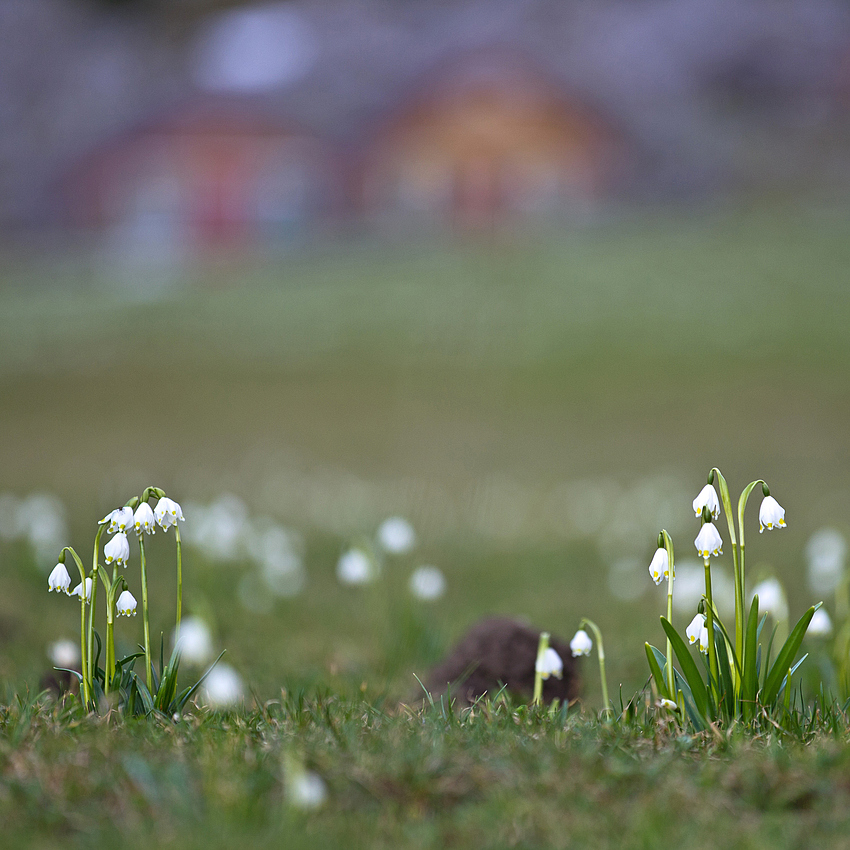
[3,691,850,850]
[3,200,850,846]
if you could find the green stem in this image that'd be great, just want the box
[104,565,119,693]
[580,619,611,720]
[703,557,720,703]
[736,479,765,684]
[532,632,549,707]
[711,468,742,667]
[138,535,153,690]
[175,525,183,633]
[661,530,675,696]
[61,547,89,707]
[87,525,105,709]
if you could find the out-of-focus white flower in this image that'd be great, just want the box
[695,523,723,558]
[671,559,735,618]
[133,503,156,535]
[173,616,214,665]
[155,497,184,531]
[750,577,788,622]
[336,548,377,585]
[758,496,786,533]
[17,494,68,564]
[648,548,670,586]
[116,590,137,617]
[535,646,564,680]
[201,663,244,708]
[104,532,130,566]
[72,577,92,602]
[808,607,833,637]
[693,484,720,521]
[47,639,80,669]
[286,765,327,810]
[377,516,416,555]
[698,626,709,654]
[806,528,846,595]
[48,563,72,595]
[570,629,592,657]
[409,565,446,600]
[686,613,706,645]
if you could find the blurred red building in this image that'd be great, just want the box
[360,54,625,230]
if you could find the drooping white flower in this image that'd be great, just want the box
[72,577,92,602]
[698,626,709,655]
[377,516,416,555]
[570,629,592,657]
[808,607,833,637]
[154,497,185,531]
[47,563,72,595]
[758,496,786,533]
[648,548,670,585]
[750,577,788,622]
[692,484,720,521]
[535,646,564,680]
[116,590,137,617]
[201,663,244,708]
[173,616,214,665]
[336,548,377,585]
[101,506,134,534]
[47,639,80,669]
[658,698,678,711]
[133,502,156,535]
[686,613,706,645]
[408,565,446,600]
[694,523,723,558]
[104,532,130,566]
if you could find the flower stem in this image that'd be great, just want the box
[87,525,105,709]
[175,525,183,633]
[703,556,720,704]
[532,632,549,707]
[580,618,611,720]
[661,530,675,696]
[138,535,153,690]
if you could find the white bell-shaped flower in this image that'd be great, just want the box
[570,629,592,657]
[72,577,92,602]
[648,547,670,586]
[686,613,706,645]
[758,496,786,533]
[155,497,184,531]
[692,484,720,521]
[48,563,72,595]
[808,607,833,637]
[535,646,564,680]
[698,625,709,655]
[133,502,156,535]
[104,531,130,566]
[116,590,137,617]
[101,506,134,534]
[694,523,723,558]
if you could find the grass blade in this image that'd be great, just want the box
[660,618,711,722]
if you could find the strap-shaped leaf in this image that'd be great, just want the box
[660,617,711,721]
[762,605,818,706]
[742,595,760,720]
[645,643,670,700]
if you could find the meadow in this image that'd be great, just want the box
[2,200,850,847]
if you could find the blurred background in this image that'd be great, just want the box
[3,0,850,707]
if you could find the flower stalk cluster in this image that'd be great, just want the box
[48,487,185,710]
[643,467,819,729]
